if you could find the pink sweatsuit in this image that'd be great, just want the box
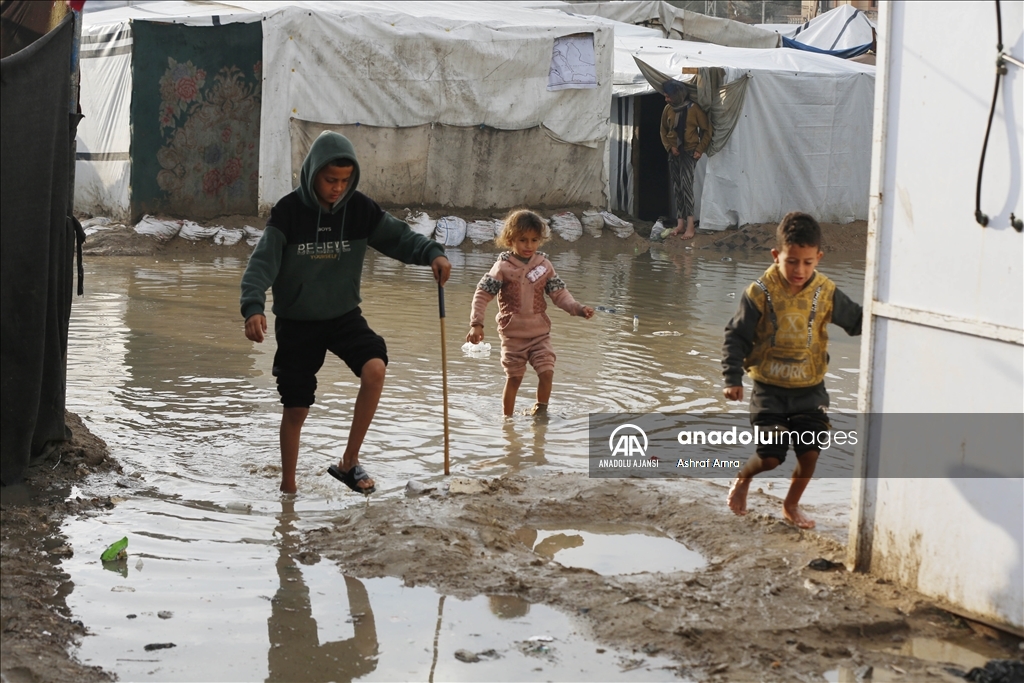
[470,252,586,378]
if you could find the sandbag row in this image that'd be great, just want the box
[403,209,634,248]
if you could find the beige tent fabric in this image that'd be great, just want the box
[562,1,780,49]
[634,58,750,157]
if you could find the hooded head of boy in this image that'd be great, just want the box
[496,209,550,259]
[299,131,361,213]
[662,79,689,107]
[772,211,823,292]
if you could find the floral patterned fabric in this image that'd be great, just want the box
[131,22,262,219]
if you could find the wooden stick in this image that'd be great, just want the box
[438,283,450,475]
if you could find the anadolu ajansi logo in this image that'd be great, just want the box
[609,424,649,457]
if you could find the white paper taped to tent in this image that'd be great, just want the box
[434,216,467,247]
[134,215,181,242]
[404,210,436,238]
[180,221,222,241]
[214,227,244,246]
[467,219,502,245]
[549,212,583,242]
[600,211,634,238]
[581,211,604,238]
[548,34,598,91]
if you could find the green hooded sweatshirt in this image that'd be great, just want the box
[240,131,445,322]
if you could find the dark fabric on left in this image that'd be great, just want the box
[1,15,76,484]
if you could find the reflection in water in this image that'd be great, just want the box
[62,245,865,681]
[517,526,707,575]
[268,499,378,682]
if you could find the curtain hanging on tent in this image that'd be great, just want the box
[633,57,750,156]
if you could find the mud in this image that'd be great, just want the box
[303,472,1023,681]
[1,413,121,683]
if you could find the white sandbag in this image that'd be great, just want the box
[404,210,435,238]
[434,216,467,247]
[134,215,181,242]
[466,219,502,245]
[81,217,114,235]
[243,225,264,246]
[549,212,583,242]
[213,227,244,246]
[600,211,634,238]
[581,211,604,238]
[180,221,222,241]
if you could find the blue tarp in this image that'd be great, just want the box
[782,36,872,60]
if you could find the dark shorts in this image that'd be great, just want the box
[748,381,831,463]
[272,308,388,408]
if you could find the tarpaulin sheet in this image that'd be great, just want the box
[289,118,606,210]
[76,19,132,219]
[768,5,875,53]
[1,16,76,484]
[524,0,781,48]
[614,39,874,230]
[256,2,612,211]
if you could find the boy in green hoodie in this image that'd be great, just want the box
[241,131,450,495]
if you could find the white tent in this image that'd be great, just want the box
[608,36,875,230]
[76,1,613,220]
[759,5,876,54]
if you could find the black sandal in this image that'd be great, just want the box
[327,464,376,495]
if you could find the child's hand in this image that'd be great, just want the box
[466,325,484,343]
[245,314,267,343]
[431,255,452,286]
[581,306,595,319]
[723,385,743,401]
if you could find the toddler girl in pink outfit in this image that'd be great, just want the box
[467,210,595,416]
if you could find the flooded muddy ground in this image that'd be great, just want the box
[3,218,1022,681]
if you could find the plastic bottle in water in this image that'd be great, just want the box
[633,315,639,331]
[461,341,492,357]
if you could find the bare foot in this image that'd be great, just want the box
[727,478,751,516]
[679,227,695,240]
[783,503,816,529]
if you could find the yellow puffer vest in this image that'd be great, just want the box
[744,264,835,388]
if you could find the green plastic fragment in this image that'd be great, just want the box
[101,536,128,562]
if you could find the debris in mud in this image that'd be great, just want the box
[143,643,176,652]
[453,648,500,663]
[405,479,436,497]
[808,557,844,571]
[157,611,173,619]
[100,536,128,562]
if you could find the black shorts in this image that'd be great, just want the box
[748,381,830,463]
[272,308,388,408]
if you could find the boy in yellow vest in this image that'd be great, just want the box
[722,212,862,528]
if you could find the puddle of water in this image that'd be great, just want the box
[62,245,865,680]
[876,635,1001,670]
[67,500,685,682]
[518,525,706,575]
[826,636,1008,682]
